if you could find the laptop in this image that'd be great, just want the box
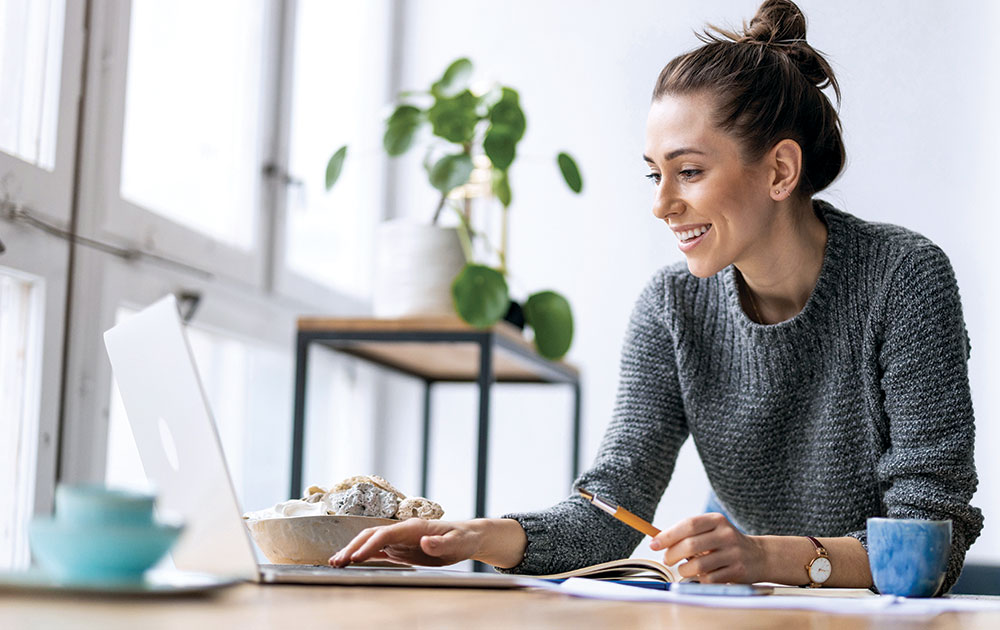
[103,294,536,588]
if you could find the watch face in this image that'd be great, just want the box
[809,557,832,582]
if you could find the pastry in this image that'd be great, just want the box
[395,497,444,520]
[331,482,399,518]
[331,475,406,500]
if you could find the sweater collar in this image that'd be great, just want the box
[723,199,845,334]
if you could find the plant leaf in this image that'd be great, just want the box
[484,127,516,171]
[524,290,574,360]
[492,169,511,207]
[431,57,474,99]
[383,105,423,156]
[557,152,583,193]
[427,90,480,144]
[325,145,348,190]
[488,88,525,141]
[451,264,509,328]
[428,153,474,194]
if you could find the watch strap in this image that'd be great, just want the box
[803,536,830,587]
[805,536,828,557]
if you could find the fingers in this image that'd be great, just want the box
[352,519,431,564]
[652,513,728,551]
[661,526,737,566]
[680,553,751,584]
[675,547,737,580]
[330,525,383,567]
[330,519,430,567]
[649,513,754,583]
[418,529,467,563]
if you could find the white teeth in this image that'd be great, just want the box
[676,225,710,241]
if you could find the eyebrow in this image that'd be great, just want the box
[643,148,707,163]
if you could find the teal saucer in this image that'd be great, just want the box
[0,568,239,597]
[29,518,183,583]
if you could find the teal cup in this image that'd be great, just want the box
[29,484,182,584]
[867,517,951,597]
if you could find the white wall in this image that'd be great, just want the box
[375,0,1000,563]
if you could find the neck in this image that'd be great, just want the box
[737,199,828,324]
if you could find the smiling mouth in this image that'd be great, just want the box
[675,224,712,242]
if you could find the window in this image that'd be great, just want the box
[4,0,398,572]
[0,0,82,570]
[119,0,268,250]
[0,270,43,570]
[280,0,390,300]
[0,0,65,170]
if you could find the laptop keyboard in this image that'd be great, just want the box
[261,564,418,577]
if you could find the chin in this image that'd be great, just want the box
[684,257,721,279]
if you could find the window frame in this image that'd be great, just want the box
[0,0,86,525]
[59,0,386,490]
[268,0,392,308]
[81,0,279,287]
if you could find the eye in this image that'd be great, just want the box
[645,172,661,185]
[678,169,702,181]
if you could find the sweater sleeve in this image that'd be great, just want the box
[847,244,983,594]
[496,271,690,575]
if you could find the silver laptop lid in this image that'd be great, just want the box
[103,294,258,581]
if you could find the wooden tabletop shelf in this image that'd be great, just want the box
[296,315,579,383]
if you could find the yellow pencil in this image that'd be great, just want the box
[577,487,661,538]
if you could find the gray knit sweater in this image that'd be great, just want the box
[500,201,983,593]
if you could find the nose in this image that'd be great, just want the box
[651,180,682,221]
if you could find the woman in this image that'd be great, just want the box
[332,0,982,592]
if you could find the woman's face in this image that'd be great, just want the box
[644,93,775,278]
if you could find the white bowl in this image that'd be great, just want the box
[245,515,397,565]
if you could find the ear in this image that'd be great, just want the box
[767,139,803,202]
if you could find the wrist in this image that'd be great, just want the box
[756,535,815,585]
[469,518,527,569]
[749,535,874,588]
[751,535,776,583]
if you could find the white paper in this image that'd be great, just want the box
[557,578,1000,617]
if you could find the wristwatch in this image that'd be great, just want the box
[804,536,832,587]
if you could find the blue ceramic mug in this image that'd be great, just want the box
[867,517,951,597]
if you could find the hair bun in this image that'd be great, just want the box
[710,0,838,101]
[741,0,807,44]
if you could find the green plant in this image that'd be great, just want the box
[326,57,582,360]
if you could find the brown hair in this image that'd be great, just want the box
[652,0,845,197]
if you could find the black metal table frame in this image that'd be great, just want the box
[290,328,582,523]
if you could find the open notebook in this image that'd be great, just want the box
[532,558,680,585]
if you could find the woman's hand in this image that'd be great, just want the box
[650,512,766,583]
[330,518,487,568]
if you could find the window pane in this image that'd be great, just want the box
[0,270,43,570]
[0,0,65,169]
[284,0,378,297]
[119,0,266,250]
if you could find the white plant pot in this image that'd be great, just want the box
[373,219,466,318]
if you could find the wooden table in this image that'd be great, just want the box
[291,316,581,521]
[3,583,999,629]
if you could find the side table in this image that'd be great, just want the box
[290,316,582,522]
